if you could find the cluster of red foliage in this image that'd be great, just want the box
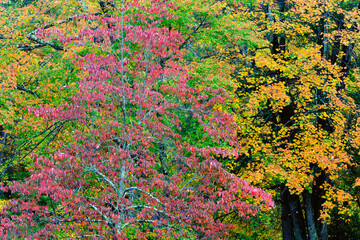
[0,0,273,239]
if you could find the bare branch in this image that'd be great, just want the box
[79,0,90,12]
[89,204,114,226]
[73,234,106,239]
[16,84,39,98]
[180,174,201,192]
[85,165,121,196]
[26,31,63,51]
[125,205,168,216]
[123,187,165,207]
[17,43,47,51]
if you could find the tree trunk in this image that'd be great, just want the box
[323,0,330,60]
[312,167,329,240]
[303,190,319,240]
[281,187,307,240]
[288,188,307,240]
[282,187,295,240]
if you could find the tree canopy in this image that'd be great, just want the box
[0,0,360,239]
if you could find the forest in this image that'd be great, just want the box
[0,0,360,239]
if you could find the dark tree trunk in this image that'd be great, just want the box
[289,194,306,240]
[312,167,329,240]
[282,187,307,240]
[282,187,295,240]
[303,190,319,240]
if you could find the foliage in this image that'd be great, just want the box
[0,0,92,183]
[225,0,360,239]
[0,0,274,238]
[1,0,360,239]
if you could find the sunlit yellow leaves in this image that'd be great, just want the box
[267,82,291,113]
[0,199,9,210]
[226,2,360,230]
[354,178,360,188]
[321,183,356,221]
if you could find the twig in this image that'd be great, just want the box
[16,84,39,98]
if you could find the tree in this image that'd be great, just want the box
[228,0,360,239]
[0,0,92,185]
[170,0,280,237]
[0,0,119,193]
[0,0,273,238]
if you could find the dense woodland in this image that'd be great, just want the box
[0,0,360,239]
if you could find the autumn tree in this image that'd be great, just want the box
[0,0,274,238]
[0,0,118,193]
[0,0,77,183]
[167,0,281,237]
[225,0,360,239]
